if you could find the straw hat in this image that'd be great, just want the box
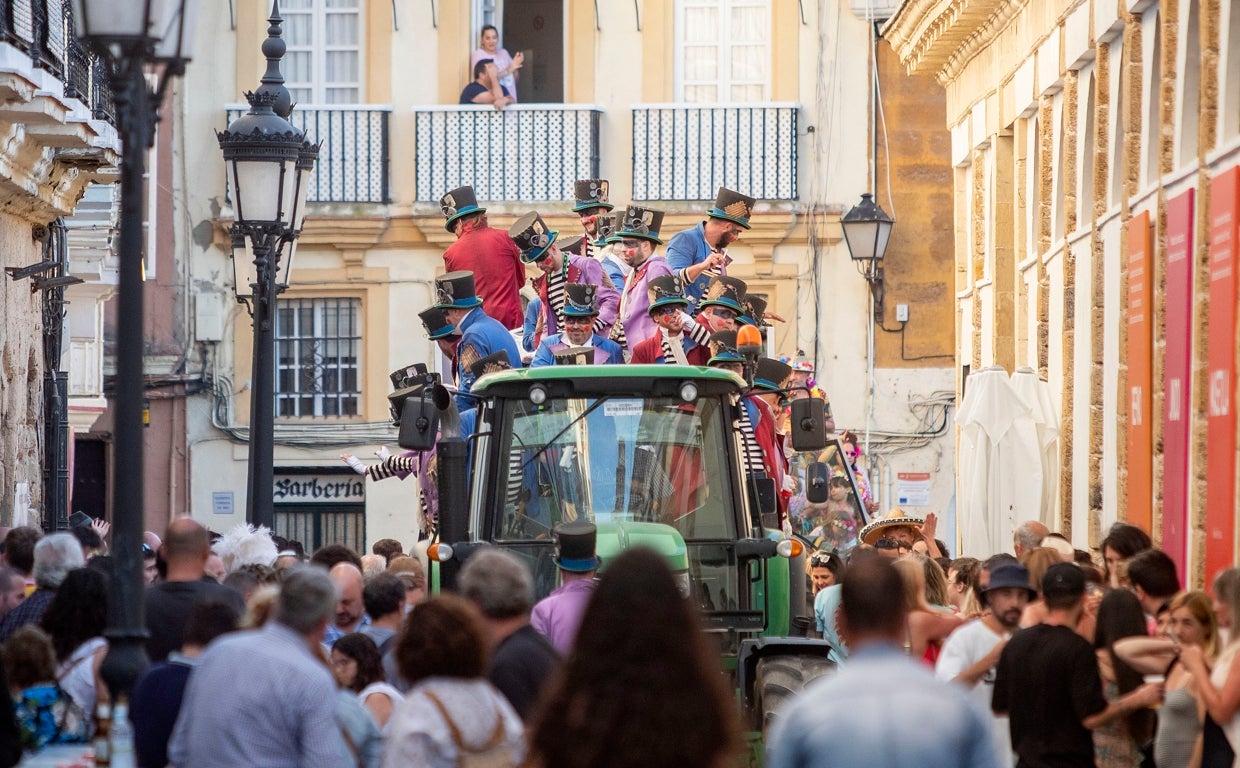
[858,508,925,545]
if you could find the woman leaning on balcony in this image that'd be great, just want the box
[470,25,522,102]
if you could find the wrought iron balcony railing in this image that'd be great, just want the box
[413,104,602,202]
[631,103,799,201]
[225,104,391,205]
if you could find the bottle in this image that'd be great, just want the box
[92,702,112,767]
[109,698,135,768]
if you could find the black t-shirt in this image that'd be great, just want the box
[459,82,510,105]
[992,623,1107,768]
[488,624,559,720]
[144,578,246,662]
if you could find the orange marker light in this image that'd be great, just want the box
[737,324,762,347]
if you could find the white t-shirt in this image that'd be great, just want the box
[934,619,1014,768]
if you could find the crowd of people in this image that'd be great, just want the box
[0,499,1236,767]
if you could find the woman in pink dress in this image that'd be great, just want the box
[470,25,523,102]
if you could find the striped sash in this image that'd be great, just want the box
[737,405,765,475]
[660,331,689,365]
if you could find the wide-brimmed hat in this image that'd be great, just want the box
[707,330,743,365]
[739,293,768,327]
[559,234,587,257]
[434,271,483,310]
[510,211,559,263]
[698,276,747,314]
[418,306,457,340]
[982,563,1037,600]
[469,351,511,380]
[440,186,485,232]
[647,275,690,313]
[858,509,925,545]
[563,283,600,317]
[753,357,792,392]
[616,205,665,245]
[572,179,614,214]
[707,187,756,229]
[553,521,600,572]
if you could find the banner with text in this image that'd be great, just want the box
[1207,168,1239,584]
[1126,210,1153,533]
[1163,190,1194,578]
[273,473,366,504]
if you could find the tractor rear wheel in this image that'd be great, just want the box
[754,654,836,735]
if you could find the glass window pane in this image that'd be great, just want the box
[683,45,718,81]
[283,14,313,46]
[325,52,358,82]
[685,85,717,103]
[325,88,361,104]
[324,12,358,45]
[683,8,719,42]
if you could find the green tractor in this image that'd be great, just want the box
[396,363,861,762]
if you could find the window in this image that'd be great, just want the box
[676,0,770,102]
[282,0,362,104]
[275,298,361,417]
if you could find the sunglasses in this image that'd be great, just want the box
[809,552,839,568]
[874,538,910,552]
[707,307,738,320]
[650,305,680,317]
[620,239,642,250]
[562,316,594,325]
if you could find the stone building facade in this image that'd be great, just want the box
[886,0,1240,584]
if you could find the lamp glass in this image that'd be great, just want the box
[153,0,199,60]
[288,157,312,236]
[276,238,296,290]
[230,156,295,226]
[841,220,879,262]
[231,229,256,300]
[71,0,152,40]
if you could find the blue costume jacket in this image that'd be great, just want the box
[455,307,522,410]
[529,333,625,367]
[666,222,729,306]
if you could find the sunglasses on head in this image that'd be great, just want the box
[874,538,910,551]
[809,552,839,568]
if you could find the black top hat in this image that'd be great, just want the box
[552,521,600,572]
[563,283,600,317]
[698,276,747,314]
[647,275,690,313]
[469,351,512,380]
[434,271,483,310]
[754,357,793,392]
[616,205,666,245]
[593,213,620,246]
[707,330,743,365]
[510,211,560,263]
[553,346,594,366]
[739,293,768,327]
[572,179,614,213]
[559,234,587,257]
[418,306,458,340]
[707,187,755,229]
[440,186,485,232]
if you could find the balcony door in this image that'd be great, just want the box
[496,0,564,104]
[675,0,770,103]
[282,0,364,105]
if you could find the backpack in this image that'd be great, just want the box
[423,690,517,768]
[13,685,89,751]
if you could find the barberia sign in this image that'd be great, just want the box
[273,474,365,504]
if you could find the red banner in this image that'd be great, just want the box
[1162,190,1194,578]
[1126,210,1153,533]
[1206,168,1240,584]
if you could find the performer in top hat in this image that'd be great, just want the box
[434,270,522,409]
[590,212,629,291]
[628,275,710,366]
[666,187,756,306]
[571,179,613,257]
[749,356,795,522]
[439,185,526,330]
[706,331,767,481]
[530,284,625,367]
[609,204,673,354]
[418,305,462,386]
[511,211,619,347]
[530,521,600,654]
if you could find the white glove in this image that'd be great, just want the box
[374,446,392,460]
[341,455,366,474]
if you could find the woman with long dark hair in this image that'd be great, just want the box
[526,548,741,768]
[39,568,108,713]
[1093,589,1156,767]
[332,633,403,730]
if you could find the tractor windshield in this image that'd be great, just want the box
[492,395,738,541]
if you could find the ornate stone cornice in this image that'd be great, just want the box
[884,0,1031,85]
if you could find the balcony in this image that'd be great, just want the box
[413,104,602,203]
[631,103,799,201]
[225,104,392,204]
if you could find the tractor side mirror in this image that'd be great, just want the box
[804,461,831,505]
[397,394,440,451]
[789,397,828,452]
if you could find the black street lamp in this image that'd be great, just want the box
[219,2,318,532]
[70,0,197,698]
[840,193,895,322]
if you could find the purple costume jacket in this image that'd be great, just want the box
[530,578,596,654]
[531,254,620,341]
[615,255,673,350]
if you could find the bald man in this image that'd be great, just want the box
[323,562,369,649]
[145,518,246,662]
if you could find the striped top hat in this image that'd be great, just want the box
[418,306,458,340]
[440,186,485,232]
[434,271,483,310]
[510,211,560,263]
[698,275,747,314]
[708,187,756,229]
[563,283,600,317]
[647,275,690,313]
[707,330,744,365]
[753,357,793,392]
[616,205,666,244]
[572,179,614,214]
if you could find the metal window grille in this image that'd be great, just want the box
[631,103,798,201]
[274,505,365,553]
[413,105,602,202]
[274,297,361,418]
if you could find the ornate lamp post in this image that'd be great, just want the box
[219,3,318,531]
[70,0,197,697]
[840,193,895,322]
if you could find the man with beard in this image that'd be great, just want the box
[512,211,619,347]
[935,562,1036,768]
[609,205,671,354]
[666,187,754,306]
[530,283,624,366]
[570,178,614,261]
